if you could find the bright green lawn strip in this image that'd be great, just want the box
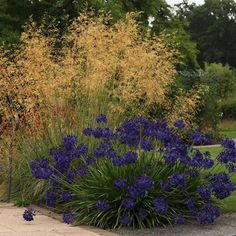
[220,130,236,138]
[198,146,236,213]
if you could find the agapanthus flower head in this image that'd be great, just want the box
[197,203,220,224]
[77,166,88,176]
[128,184,142,198]
[173,120,185,129]
[164,150,178,165]
[173,214,184,224]
[45,191,57,207]
[96,114,107,123]
[153,198,169,214]
[114,178,128,189]
[210,173,236,199]
[63,135,77,149]
[83,128,93,136]
[169,173,187,191]
[119,215,132,226]
[23,208,36,222]
[190,131,210,145]
[122,198,136,209]
[96,200,110,212]
[123,151,138,164]
[228,164,236,173]
[188,169,200,178]
[184,198,196,209]
[160,179,172,192]
[136,176,155,191]
[140,140,153,151]
[112,157,125,166]
[61,191,72,202]
[203,158,214,169]
[62,212,77,224]
[30,158,53,180]
[197,185,211,201]
[77,144,88,156]
[221,139,235,149]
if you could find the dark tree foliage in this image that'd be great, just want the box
[176,0,236,68]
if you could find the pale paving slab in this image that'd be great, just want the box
[0,204,110,236]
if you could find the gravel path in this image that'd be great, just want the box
[115,214,236,236]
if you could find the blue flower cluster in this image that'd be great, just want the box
[190,131,212,145]
[29,114,236,228]
[22,208,36,222]
[218,139,236,173]
[161,173,187,192]
[96,200,110,212]
[62,212,77,224]
[128,176,155,199]
[153,198,169,214]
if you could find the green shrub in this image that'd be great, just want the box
[15,115,236,229]
[221,99,236,120]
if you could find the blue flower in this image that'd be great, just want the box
[77,167,88,176]
[77,144,88,155]
[228,164,236,173]
[173,120,185,129]
[112,157,125,166]
[128,184,142,198]
[83,128,93,136]
[169,173,187,191]
[136,176,155,190]
[61,191,72,202]
[188,169,200,178]
[23,209,36,221]
[210,173,236,199]
[96,114,107,123]
[190,131,210,145]
[62,212,76,224]
[140,140,153,151]
[122,198,136,209]
[119,215,132,226]
[30,158,53,180]
[197,203,220,224]
[184,198,196,209]
[173,214,184,224]
[197,186,211,201]
[123,151,138,164]
[164,150,178,165]
[203,158,214,169]
[153,198,169,214]
[63,135,77,149]
[45,191,57,207]
[221,139,235,149]
[160,180,172,192]
[96,200,110,212]
[128,176,154,198]
[114,178,128,189]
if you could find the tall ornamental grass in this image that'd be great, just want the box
[22,114,236,229]
[0,12,207,192]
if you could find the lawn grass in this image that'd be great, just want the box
[220,130,236,139]
[198,146,236,213]
[218,119,236,138]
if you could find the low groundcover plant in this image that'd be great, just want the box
[29,114,236,229]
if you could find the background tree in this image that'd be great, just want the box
[176,0,236,68]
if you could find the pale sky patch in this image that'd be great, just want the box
[166,0,205,6]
